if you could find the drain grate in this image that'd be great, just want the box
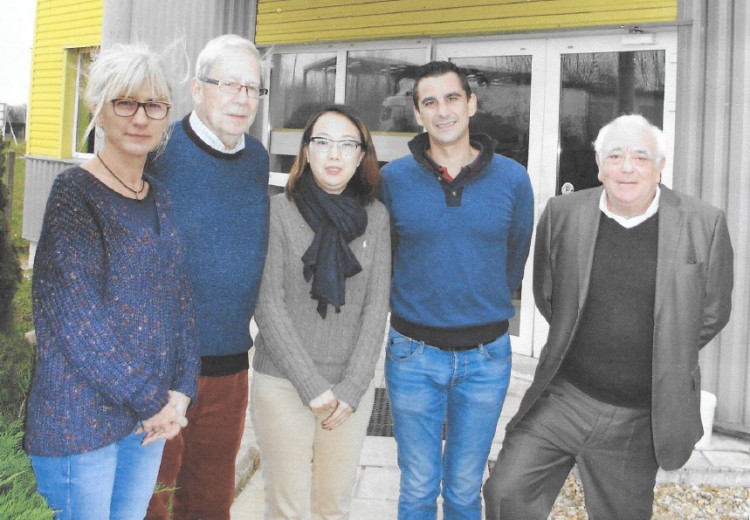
[367,388,446,439]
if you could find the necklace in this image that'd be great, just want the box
[96,152,146,199]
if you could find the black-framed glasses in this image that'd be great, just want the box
[308,137,364,160]
[111,99,171,120]
[200,78,269,99]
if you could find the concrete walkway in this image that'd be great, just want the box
[231,351,750,518]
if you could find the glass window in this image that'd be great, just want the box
[451,56,532,168]
[73,48,97,156]
[268,52,336,173]
[344,49,424,133]
[557,50,665,194]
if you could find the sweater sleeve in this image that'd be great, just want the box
[506,168,535,293]
[32,177,168,420]
[169,264,200,401]
[254,202,332,405]
[332,205,391,409]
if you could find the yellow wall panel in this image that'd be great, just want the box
[28,0,102,158]
[256,0,677,44]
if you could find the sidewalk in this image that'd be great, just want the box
[231,351,750,518]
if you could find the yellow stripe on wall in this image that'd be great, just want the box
[27,0,103,158]
[256,0,677,44]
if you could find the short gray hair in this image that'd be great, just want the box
[195,34,261,80]
[84,43,175,152]
[593,114,668,161]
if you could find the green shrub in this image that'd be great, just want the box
[0,416,54,519]
[0,141,22,333]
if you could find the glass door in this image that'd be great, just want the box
[436,40,547,356]
[437,31,677,357]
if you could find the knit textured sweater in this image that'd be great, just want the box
[381,134,534,333]
[151,117,270,370]
[561,213,658,408]
[253,194,391,409]
[25,167,199,456]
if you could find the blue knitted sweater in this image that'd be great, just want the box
[151,117,269,366]
[381,135,534,330]
[25,167,199,456]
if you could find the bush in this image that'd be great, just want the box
[0,141,22,333]
[0,416,54,519]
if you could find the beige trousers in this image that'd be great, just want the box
[251,372,375,520]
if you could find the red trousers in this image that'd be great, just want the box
[146,371,248,520]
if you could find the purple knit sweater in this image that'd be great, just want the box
[24,166,200,456]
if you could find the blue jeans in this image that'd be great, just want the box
[385,328,512,520]
[31,431,165,520]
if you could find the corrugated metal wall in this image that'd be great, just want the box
[27,0,103,157]
[21,157,79,244]
[674,0,750,435]
[104,0,258,120]
[255,0,677,45]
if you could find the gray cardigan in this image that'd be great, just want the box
[253,193,391,409]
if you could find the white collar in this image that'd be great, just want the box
[189,111,245,154]
[599,186,661,229]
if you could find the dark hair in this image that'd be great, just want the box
[285,105,381,204]
[412,61,472,107]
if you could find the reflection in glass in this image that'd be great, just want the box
[345,49,425,133]
[75,49,96,154]
[450,56,533,337]
[451,56,532,168]
[558,51,665,194]
[268,52,336,172]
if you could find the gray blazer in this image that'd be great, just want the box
[509,185,733,471]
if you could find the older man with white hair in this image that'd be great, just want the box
[146,34,269,520]
[483,114,733,519]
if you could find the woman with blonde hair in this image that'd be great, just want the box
[24,43,198,520]
[252,105,391,518]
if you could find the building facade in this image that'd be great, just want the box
[22,0,749,435]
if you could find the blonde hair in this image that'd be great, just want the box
[84,42,177,154]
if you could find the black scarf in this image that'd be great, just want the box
[293,172,368,318]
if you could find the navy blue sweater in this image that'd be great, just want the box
[26,167,199,456]
[381,134,534,336]
[151,117,269,371]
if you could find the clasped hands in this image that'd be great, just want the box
[137,390,191,445]
[309,389,353,430]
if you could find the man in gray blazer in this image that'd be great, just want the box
[483,114,733,519]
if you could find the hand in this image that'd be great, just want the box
[309,389,337,415]
[322,400,353,431]
[137,400,188,445]
[168,390,191,418]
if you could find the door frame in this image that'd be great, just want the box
[436,29,678,356]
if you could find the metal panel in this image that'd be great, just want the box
[674,0,750,435]
[22,156,82,249]
[112,0,259,121]
[256,0,677,45]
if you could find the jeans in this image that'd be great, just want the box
[385,328,512,520]
[31,431,165,520]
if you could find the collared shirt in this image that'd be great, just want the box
[189,111,245,154]
[599,186,661,229]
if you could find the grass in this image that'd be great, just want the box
[7,141,28,266]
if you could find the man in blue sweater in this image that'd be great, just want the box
[381,61,534,520]
[146,34,269,520]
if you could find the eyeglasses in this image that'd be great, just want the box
[111,99,171,120]
[308,137,364,160]
[200,78,269,99]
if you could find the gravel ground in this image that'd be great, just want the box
[550,476,750,519]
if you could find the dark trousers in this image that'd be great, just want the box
[146,370,248,520]
[483,377,658,520]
